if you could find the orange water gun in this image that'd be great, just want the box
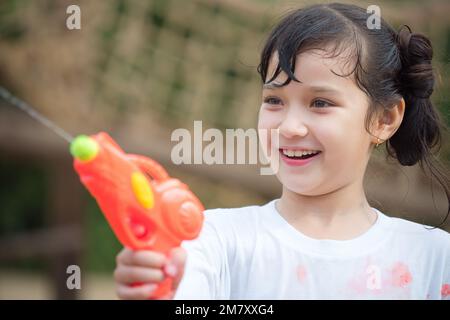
[70,132,205,299]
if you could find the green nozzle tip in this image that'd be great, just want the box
[70,135,99,162]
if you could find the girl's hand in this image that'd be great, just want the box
[114,247,186,300]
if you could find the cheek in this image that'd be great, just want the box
[258,107,282,156]
[319,115,370,173]
[311,119,345,152]
[257,107,280,130]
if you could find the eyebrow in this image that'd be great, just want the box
[262,83,282,90]
[308,86,342,95]
[263,83,342,95]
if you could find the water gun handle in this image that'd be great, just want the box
[127,154,174,299]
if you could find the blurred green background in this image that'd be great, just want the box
[0,0,449,299]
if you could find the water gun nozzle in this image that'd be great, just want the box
[70,135,99,162]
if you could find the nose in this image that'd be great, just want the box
[278,108,308,139]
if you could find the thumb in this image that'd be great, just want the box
[164,246,187,290]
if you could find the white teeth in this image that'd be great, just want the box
[282,149,320,157]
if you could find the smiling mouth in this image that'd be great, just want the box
[278,148,322,160]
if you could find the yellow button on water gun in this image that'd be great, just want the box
[131,172,154,209]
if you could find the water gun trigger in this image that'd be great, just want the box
[127,154,170,183]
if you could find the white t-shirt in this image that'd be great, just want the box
[174,199,450,300]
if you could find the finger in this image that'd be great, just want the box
[116,248,133,265]
[116,248,167,268]
[129,250,167,268]
[164,247,187,289]
[114,265,165,284]
[116,283,157,300]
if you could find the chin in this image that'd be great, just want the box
[277,173,321,196]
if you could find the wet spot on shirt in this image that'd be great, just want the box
[391,262,412,287]
[348,276,366,294]
[296,265,308,283]
[441,284,450,298]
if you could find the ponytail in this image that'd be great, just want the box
[388,26,449,228]
[388,26,441,166]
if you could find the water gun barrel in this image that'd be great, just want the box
[70,132,204,298]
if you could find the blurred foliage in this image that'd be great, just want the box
[84,198,122,273]
[0,159,46,236]
[0,158,47,271]
[0,0,27,42]
[90,0,269,130]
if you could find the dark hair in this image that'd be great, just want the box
[257,3,449,228]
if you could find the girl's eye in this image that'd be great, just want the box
[263,97,282,105]
[311,99,333,108]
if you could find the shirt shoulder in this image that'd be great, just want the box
[386,214,450,254]
[180,202,267,250]
[197,201,272,254]
[202,202,267,233]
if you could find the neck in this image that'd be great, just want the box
[277,179,377,240]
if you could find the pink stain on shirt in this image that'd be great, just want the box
[348,269,370,294]
[348,276,366,294]
[441,284,450,297]
[296,265,308,283]
[391,262,412,288]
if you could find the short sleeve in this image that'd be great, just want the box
[173,210,230,299]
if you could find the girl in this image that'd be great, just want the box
[113,3,450,299]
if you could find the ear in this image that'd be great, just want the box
[370,98,406,145]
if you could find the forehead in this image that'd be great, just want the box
[266,49,358,89]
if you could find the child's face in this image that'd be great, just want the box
[258,49,374,196]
